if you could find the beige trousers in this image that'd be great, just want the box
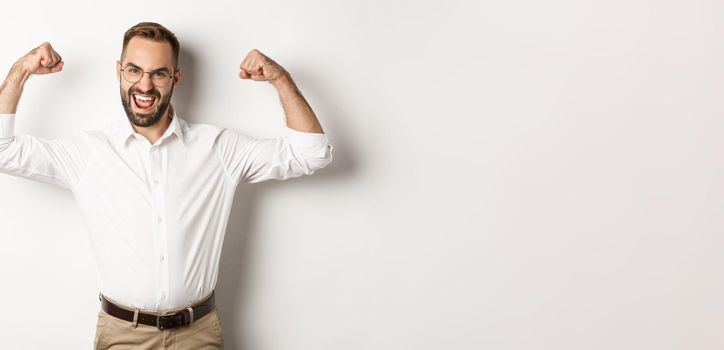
[93,304,225,349]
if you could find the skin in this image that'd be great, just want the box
[0,37,325,145]
[116,37,179,143]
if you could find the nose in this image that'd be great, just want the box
[135,72,155,91]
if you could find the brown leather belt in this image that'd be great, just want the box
[99,291,215,330]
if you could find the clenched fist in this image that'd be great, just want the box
[238,49,287,83]
[16,42,64,75]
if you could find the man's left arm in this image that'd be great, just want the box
[213,49,332,184]
[238,49,324,133]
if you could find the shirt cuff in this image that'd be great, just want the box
[285,126,333,158]
[0,114,15,138]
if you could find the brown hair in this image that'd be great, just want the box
[121,22,180,67]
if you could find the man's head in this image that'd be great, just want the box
[117,22,181,128]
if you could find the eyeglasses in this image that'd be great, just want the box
[120,65,176,87]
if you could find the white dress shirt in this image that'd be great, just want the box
[0,108,333,311]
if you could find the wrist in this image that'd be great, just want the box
[270,70,293,89]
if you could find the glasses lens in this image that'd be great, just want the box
[151,71,172,86]
[123,67,142,83]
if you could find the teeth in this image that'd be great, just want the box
[134,94,155,101]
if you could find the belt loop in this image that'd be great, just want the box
[132,309,139,328]
[186,306,194,326]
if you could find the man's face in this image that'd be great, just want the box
[117,37,180,128]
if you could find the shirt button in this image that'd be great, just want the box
[157,216,163,223]
[160,255,165,262]
[161,293,166,299]
[153,179,159,186]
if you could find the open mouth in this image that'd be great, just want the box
[132,94,158,111]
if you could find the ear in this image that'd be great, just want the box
[174,68,182,87]
[116,60,121,82]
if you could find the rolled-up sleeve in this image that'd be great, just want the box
[0,114,15,138]
[214,125,334,184]
[0,114,91,189]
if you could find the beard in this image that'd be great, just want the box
[120,85,173,128]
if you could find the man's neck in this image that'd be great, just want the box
[133,104,174,145]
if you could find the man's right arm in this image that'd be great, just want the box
[0,64,32,114]
[0,42,90,190]
[0,42,64,113]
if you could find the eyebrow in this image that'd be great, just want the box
[125,62,173,74]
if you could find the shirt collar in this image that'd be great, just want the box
[110,105,186,146]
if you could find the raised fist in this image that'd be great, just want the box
[16,42,64,75]
[238,49,287,83]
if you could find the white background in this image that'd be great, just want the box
[0,0,723,349]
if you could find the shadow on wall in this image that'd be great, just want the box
[172,45,200,119]
[175,44,355,350]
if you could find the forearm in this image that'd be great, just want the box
[0,63,31,114]
[271,72,324,134]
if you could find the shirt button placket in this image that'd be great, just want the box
[150,145,169,308]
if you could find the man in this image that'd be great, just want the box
[0,22,333,349]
